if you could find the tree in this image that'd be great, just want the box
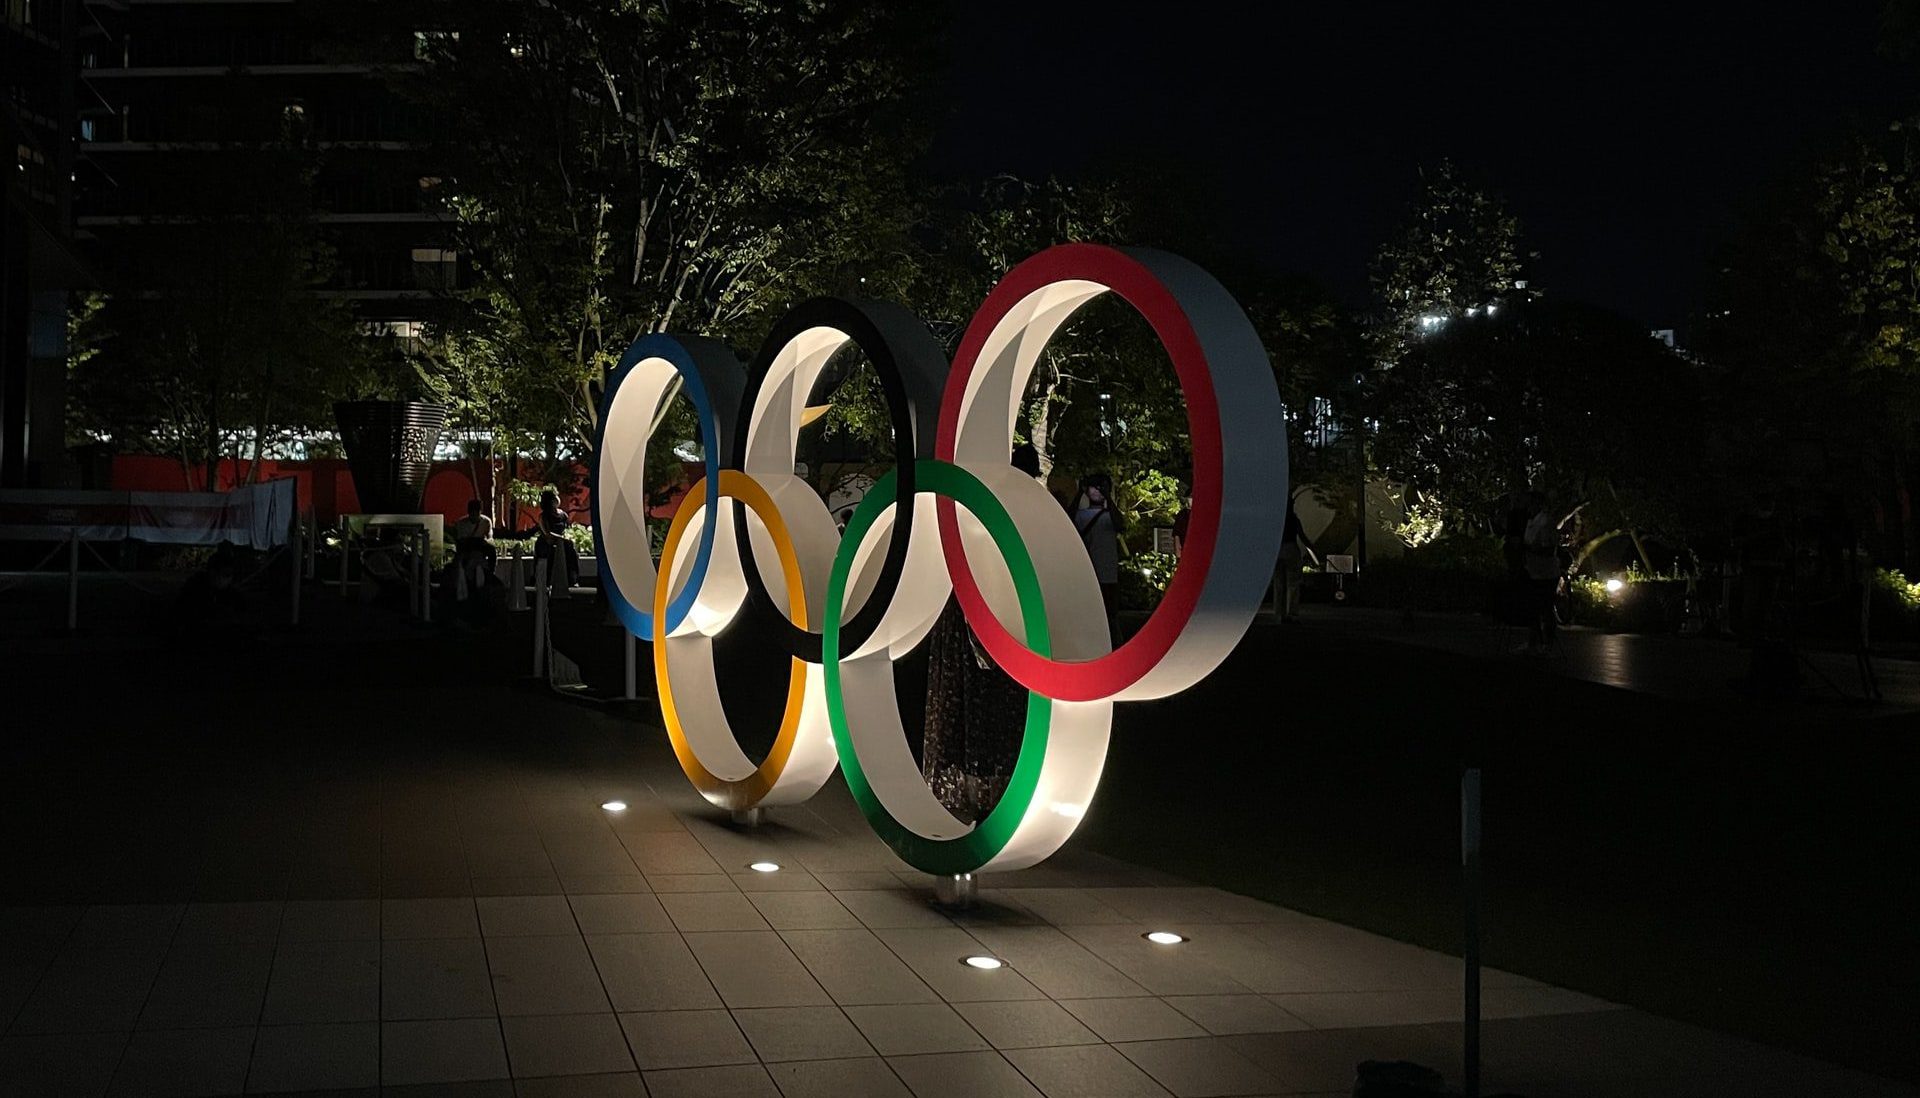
[1370,298,1700,557]
[1370,160,1529,362]
[1696,117,1920,570]
[399,0,933,495]
[68,134,369,489]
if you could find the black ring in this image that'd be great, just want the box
[728,297,947,662]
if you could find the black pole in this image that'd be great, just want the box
[1462,765,1482,1098]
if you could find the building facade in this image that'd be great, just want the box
[3,0,87,486]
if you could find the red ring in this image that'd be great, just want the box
[933,244,1224,702]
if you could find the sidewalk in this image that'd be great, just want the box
[1,627,1912,1097]
[1288,605,1920,715]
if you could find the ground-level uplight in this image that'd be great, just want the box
[961,955,1005,970]
[601,800,628,812]
[1144,931,1187,945]
[747,861,781,873]
[1605,577,1625,595]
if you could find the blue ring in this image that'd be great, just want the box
[593,334,723,637]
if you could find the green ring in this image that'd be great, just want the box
[823,459,1052,875]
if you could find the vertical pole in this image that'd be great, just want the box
[1462,766,1482,1098]
[289,528,301,626]
[455,555,468,602]
[509,545,526,611]
[339,518,350,598]
[624,630,638,700]
[66,528,79,631]
[418,529,431,623]
[533,558,549,677]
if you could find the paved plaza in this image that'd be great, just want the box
[1,608,1914,1097]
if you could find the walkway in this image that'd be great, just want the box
[1291,605,1920,714]
[0,609,1912,1096]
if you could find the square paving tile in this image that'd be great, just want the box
[683,930,830,1008]
[263,938,380,1023]
[1059,998,1206,1043]
[279,899,379,942]
[382,937,496,1019]
[620,1009,756,1070]
[563,874,653,896]
[645,874,737,893]
[486,935,610,1015]
[1268,989,1461,1029]
[621,834,724,876]
[383,898,479,939]
[964,926,1147,999]
[10,943,166,1033]
[71,904,184,947]
[765,1056,911,1097]
[514,1071,648,1098]
[568,893,673,935]
[109,1026,254,1097]
[1113,1037,1280,1097]
[778,928,938,1006]
[584,933,721,1012]
[175,901,283,944]
[844,1003,990,1056]
[833,891,952,929]
[138,941,274,1029]
[951,1000,1103,1050]
[476,896,577,937]
[745,891,860,931]
[1058,926,1254,997]
[661,892,770,932]
[885,1050,1043,1098]
[732,1005,873,1062]
[501,1012,635,1078]
[731,869,824,893]
[642,1063,780,1098]
[814,871,902,890]
[872,928,1045,1003]
[245,1021,379,1092]
[381,1017,509,1086]
[0,1032,127,1098]
[1005,1043,1172,1097]
[1165,994,1310,1036]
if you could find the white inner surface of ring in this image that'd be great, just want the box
[600,356,682,616]
[740,325,878,628]
[658,491,838,803]
[838,483,1113,870]
[947,280,1115,663]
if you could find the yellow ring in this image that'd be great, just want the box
[653,471,809,810]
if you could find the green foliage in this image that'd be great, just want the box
[1370,161,1529,360]
[401,0,933,487]
[1874,565,1920,610]
[1118,550,1179,611]
[67,129,372,487]
[1370,299,1700,539]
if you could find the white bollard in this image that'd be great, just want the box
[66,528,79,632]
[625,630,638,700]
[418,529,431,623]
[289,529,302,626]
[532,558,549,677]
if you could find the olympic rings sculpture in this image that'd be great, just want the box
[594,243,1286,875]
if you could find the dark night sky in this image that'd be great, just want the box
[931,2,1916,329]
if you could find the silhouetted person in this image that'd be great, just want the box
[1274,494,1307,622]
[453,499,495,595]
[534,488,580,595]
[1075,472,1120,645]
[1520,491,1561,655]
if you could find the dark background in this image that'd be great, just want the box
[933,1,1915,331]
